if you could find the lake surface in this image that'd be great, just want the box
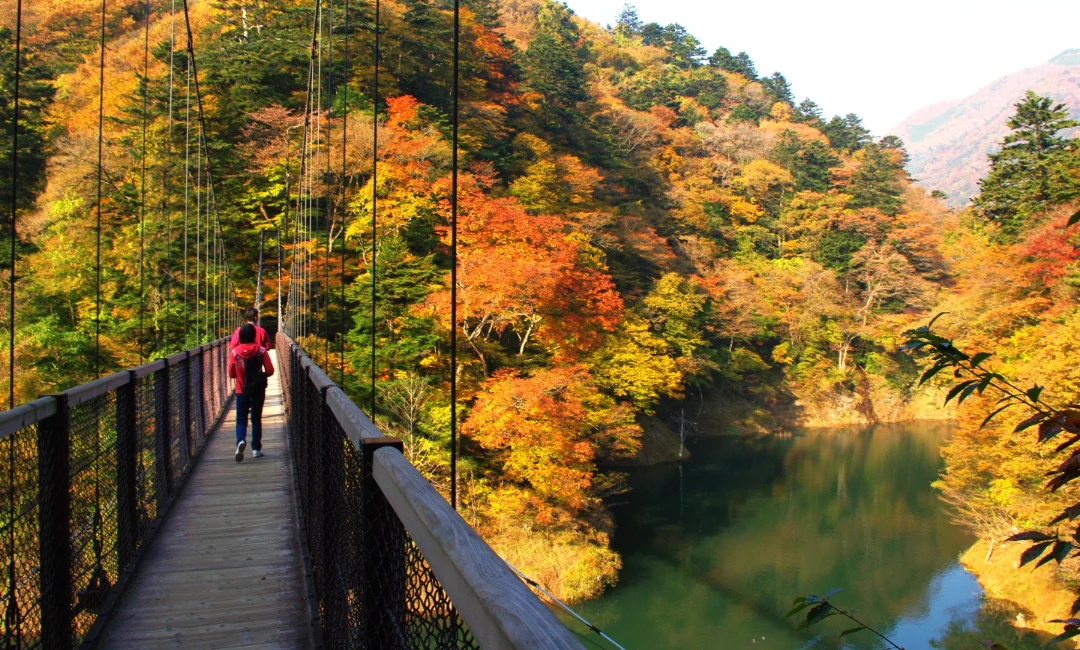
[572,424,1045,649]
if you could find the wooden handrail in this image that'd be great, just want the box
[372,447,585,650]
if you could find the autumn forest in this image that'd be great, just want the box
[3,0,1080,624]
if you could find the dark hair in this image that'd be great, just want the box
[244,306,258,322]
[239,323,257,344]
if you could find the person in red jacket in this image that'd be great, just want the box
[227,323,275,462]
[230,306,270,351]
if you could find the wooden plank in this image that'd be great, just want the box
[372,447,584,650]
[98,352,310,649]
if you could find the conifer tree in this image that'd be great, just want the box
[976,91,1080,239]
[522,0,589,132]
[0,27,51,213]
[794,98,823,125]
[848,143,906,216]
[761,72,793,105]
[823,113,871,152]
[614,3,642,37]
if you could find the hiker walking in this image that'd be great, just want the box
[231,306,270,350]
[228,323,274,462]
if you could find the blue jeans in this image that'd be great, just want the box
[235,392,265,451]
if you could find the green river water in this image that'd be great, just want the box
[569,424,1047,650]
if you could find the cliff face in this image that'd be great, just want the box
[889,50,1080,207]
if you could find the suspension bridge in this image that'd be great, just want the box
[0,0,601,645]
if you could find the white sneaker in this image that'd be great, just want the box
[253,449,263,458]
[235,440,246,463]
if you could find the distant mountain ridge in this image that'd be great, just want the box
[888,50,1080,207]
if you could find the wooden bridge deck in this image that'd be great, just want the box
[99,351,311,649]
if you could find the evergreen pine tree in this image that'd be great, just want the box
[708,46,736,70]
[464,0,502,29]
[822,113,871,152]
[522,0,589,132]
[848,143,905,216]
[761,72,793,105]
[773,131,840,193]
[614,3,642,37]
[976,91,1080,239]
[794,98,823,125]
[639,22,665,46]
[733,52,757,80]
[663,24,705,69]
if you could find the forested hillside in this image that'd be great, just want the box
[4,0,1064,602]
[889,49,1080,207]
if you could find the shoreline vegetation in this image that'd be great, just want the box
[961,540,1080,649]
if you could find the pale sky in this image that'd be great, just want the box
[563,0,1080,134]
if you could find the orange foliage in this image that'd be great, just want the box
[463,365,639,525]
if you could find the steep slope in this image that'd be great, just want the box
[889,50,1080,206]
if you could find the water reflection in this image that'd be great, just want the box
[574,424,1043,649]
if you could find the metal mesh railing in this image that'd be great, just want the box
[0,338,232,647]
[277,332,479,649]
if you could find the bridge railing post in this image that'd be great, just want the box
[116,372,138,572]
[38,393,72,649]
[361,436,406,647]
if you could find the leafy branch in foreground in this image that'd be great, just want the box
[903,314,1080,644]
[786,589,905,649]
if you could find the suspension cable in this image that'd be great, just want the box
[503,561,628,650]
[139,0,150,363]
[5,0,24,639]
[91,0,108,590]
[339,0,349,383]
[322,0,333,368]
[95,0,107,378]
[450,0,459,510]
[294,0,319,341]
[371,0,379,417]
[193,65,201,343]
[161,0,176,354]
[178,9,188,348]
[181,0,244,332]
[8,0,23,410]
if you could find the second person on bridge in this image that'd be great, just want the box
[228,323,275,462]
[230,306,270,350]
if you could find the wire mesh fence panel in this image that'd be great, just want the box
[134,374,159,538]
[0,423,42,648]
[168,361,189,485]
[277,333,480,650]
[188,353,205,455]
[202,348,214,439]
[0,337,235,648]
[67,392,120,642]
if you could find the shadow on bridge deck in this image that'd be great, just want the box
[98,351,310,649]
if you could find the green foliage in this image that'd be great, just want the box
[976,91,1080,240]
[772,131,840,192]
[760,72,793,106]
[521,1,589,131]
[708,47,758,80]
[787,591,903,649]
[614,3,642,38]
[822,113,871,152]
[726,104,758,125]
[0,27,52,215]
[814,229,867,272]
[848,143,907,216]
